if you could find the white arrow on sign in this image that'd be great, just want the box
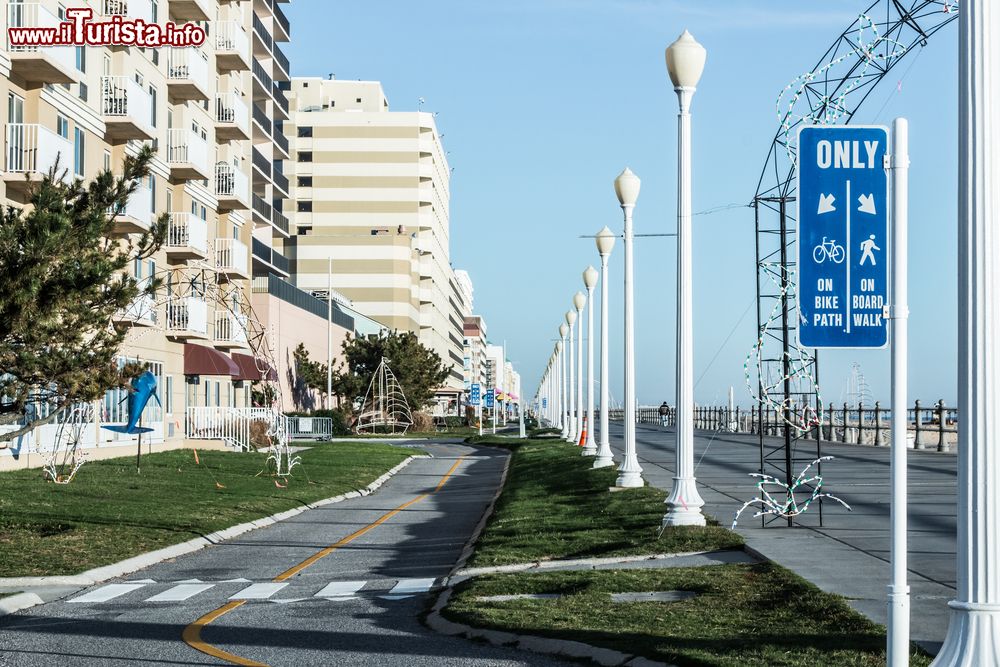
[817,194,837,215]
[858,193,877,215]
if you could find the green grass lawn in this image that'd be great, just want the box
[0,441,415,577]
[446,564,930,667]
[463,436,742,568]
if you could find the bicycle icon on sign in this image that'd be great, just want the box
[812,237,846,264]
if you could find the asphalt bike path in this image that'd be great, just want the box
[0,442,572,667]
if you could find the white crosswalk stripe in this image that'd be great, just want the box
[380,578,436,599]
[229,583,288,600]
[146,583,215,602]
[314,581,366,599]
[69,584,147,603]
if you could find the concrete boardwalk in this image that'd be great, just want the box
[605,421,956,653]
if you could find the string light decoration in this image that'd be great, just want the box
[42,404,93,484]
[731,456,851,529]
[355,358,413,435]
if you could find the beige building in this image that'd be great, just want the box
[285,77,469,404]
[0,0,299,465]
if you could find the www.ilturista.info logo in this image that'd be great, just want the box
[7,7,206,48]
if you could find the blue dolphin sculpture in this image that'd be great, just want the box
[102,370,160,435]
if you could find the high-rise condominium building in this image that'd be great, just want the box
[285,77,470,411]
[0,0,296,466]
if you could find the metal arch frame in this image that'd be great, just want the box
[750,1,958,527]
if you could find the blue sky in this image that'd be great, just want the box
[286,0,958,407]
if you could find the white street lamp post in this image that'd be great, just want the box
[558,325,568,437]
[662,30,707,526]
[614,168,644,488]
[583,266,599,455]
[565,309,578,444]
[932,3,1000,664]
[573,291,586,446]
[594,227,616,468]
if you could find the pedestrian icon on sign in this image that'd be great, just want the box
[860,235,880,266]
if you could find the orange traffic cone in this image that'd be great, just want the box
[578,414,588,447]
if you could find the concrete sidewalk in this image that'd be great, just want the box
[606,422,956,654]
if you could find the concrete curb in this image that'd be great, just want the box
[0,455,427,594]
[0,592,44,615]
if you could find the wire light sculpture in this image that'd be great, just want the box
[731,456,852,529]
[355,358,412,435]
[42,403,94,484]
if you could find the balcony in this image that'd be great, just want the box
[273,44,289,81]
[251,58,273,98]
[4,124,73,192]
[168,0,210,21]
[272,167,289,197]
[167,296,209,338]
[272,83,289,118]
[167,128,210,180]
[273,128,289,158]
[6,3,79,84]
[101,76,154,141]
[251,14,273,53]
[251,147,271,179]
[251,104,272,139]
[116,290,158,327]
[215,238,250,281]
[112,183,153,235]
[214,311,249,349]
[166,48,209,101]
[251,193,272,226]
[215,93,250,141]
[252,238,290,277]
[215,162,250,211]
[101,0,153,23]
[166,212,208,261]
[273,2,290,42]
[215,21,250,72]
[271,208,290,238]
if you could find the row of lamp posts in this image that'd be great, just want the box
[534,30,708,526]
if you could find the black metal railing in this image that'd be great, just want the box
[252,104,272,135]
[271,208,290,235]
[273,128,289,154]
[252,58,273,91]
[252,275,355,331]
[273,44,289,77]
[251,147,271,177]
[252,13,273,51]
[273,2,290,37]
[272,168,289,195]
[272,83,289,114]
[252,193,272,221]
[252,238,290,275]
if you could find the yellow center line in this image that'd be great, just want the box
[182,456,466,666]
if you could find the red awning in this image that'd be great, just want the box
[232,352,278,382]
[183,344,240,377]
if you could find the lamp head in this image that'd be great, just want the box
[573,291,586,311]
[595,226,616,257]
[559,323,568,339]
[615,168,641,207]
[583,265,599,289]
[666,30,706,89]
[566,309,577,326]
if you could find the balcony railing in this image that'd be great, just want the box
[215,93,249,139]
[273,2,290,38]
[252,104,272,135]
[272,167,289,195]
[252,237,290,275]
[272,84,289,114]
[114,183,152,233]
[216,238,249,276]
[6,3,77,82]
[101,0,152,22]
[251,147,271,177]
[252,193,272,223]
[215,162,249,205]
[167,128,209,177]
[101,76,153,138]
[5,124,73,176]
[252,58,273,91]
[215,20,249,63]
[167,212,208,255]
[273,44,289,78]
[273,129,289,155]
[271,209,290,236]
[215,311,249,346]
[252,14,273,51]
[167,296,209,336]
[167,48,209,98]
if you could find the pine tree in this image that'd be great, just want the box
[0,146,166,445]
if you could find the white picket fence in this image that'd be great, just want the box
[186,408,334,449]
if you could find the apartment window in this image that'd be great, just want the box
[356,98,361,103]
[56,115,69,139]
[297,126,312,138]
[298,151,312,163]
[73,128,85,177]
[148,86,157,128]
[148,175,156,214]
[297,176,313,187]
[75,45,86,73]
[297,201,312,213]
[103,150,111,171]
[78,82,88,102]
[164,375,173,414]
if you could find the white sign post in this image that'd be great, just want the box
[887,117,910,667]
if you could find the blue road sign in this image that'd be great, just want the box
[542,398,548,409]
[485,388,495,409]
[470,383,481,406]
[798,125,889,349]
